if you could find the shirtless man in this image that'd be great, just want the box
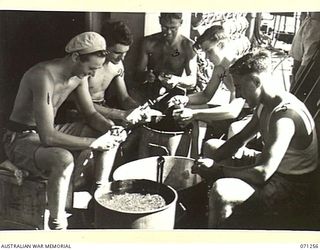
[88,21,141,125]
[2,32,124,230]
[135,13,197,101]
[193,50,318,228]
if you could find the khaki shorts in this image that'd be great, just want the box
[3,122,98,177]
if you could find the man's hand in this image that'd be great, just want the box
[167,95,189,108]
[124,108,144,125]
[172,107,194,127]
[158,72,176,89]
[143,69,156,84]
[125,106,165,125]
[90,126,127,151]
[140,107,164,123]
[191,158,222,180]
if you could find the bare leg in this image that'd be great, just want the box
[73,149,94,190]
[202,138,225,157]
[35,147,74,229]
[94,146,119,186]
[208,178,255,228]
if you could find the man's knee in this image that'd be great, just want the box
[53,150,75,177]
[38,148,74,172]
[202,139,225,157]
[209,178,229,203]
[209,178,255,204]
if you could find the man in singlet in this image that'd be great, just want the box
[2,32,125,229]
[193,50,318,228]
[135,13,197,101]
[88,21,142,125]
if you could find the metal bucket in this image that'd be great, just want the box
[113,156,208,228]
[94,179,177,229]
[138,125,192,158]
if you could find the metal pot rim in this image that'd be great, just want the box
[94,179,178,214]
[142,124,191,135]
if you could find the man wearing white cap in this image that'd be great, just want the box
[2,32,125,229]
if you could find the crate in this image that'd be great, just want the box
[0,170,48,229]
[0,169,73,230]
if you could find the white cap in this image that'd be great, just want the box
[65,32,106,54]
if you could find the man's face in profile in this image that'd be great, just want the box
[74,54,105,78]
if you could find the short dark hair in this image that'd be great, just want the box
[78,50,107,62]
[160,13,183,21]
[229,50,271,76]
[194,25,228,50]
[101,21,133,47]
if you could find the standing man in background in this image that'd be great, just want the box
[290,12,320,88]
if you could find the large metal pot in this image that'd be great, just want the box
[112,156,208,228]
[138,125,192,158]
[94,179,177,229]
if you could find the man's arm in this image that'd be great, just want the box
[191,98,245,122]
[112,71,139,109]
[173,98,246,128]
[93,103,127,122]
[221,112,296,186]
[32,72,96,150]
[135,38,155,83]
[210,113,260,162]
[167,53,198,89]
[74,77,115,133]
[187,65,226,105]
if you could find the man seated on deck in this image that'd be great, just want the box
[134,12,198,102]
[170,25,251,141]
[2,32,126,230]
[88,21,143,125]
[192,50,318,228]
[87,21,163,164]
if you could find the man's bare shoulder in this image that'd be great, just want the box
[143,32,163,43]
[180,36,196,57]
[180,35,195,47]
[23,60,57,83]
[102,61,124,77]
[142,33,162,48]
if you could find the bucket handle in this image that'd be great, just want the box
[156,155,165,184]
[176,202,187,223]
[148,143,170,156]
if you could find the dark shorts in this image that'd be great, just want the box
[224,170,317,228]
